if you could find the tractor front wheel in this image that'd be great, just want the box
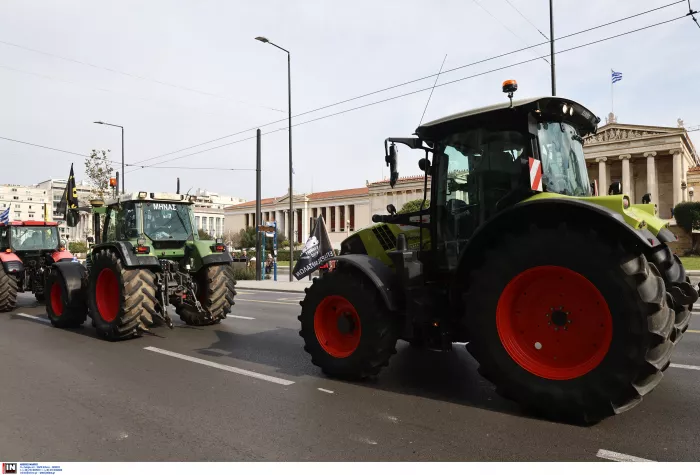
[0,266,18,312]
[87,249,160,341]
[299,270,399,379]
[464,224,674,423]
[175,264,236,326]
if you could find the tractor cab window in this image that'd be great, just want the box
[143,203,194,241]
[116,202,138,240]
[10,226,59,251]
[537,122,590,197]
[436,128,526,270]
[103,207,117,243]
[0,228,8,249]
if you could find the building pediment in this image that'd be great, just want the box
[584,123,682,145]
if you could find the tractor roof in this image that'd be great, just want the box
[104,192,195,206]
[0,220,59,227]
[416,96,600,140]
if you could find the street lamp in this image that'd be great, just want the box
[94,121,124,194]
[255,35,294,282]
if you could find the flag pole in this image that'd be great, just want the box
[611,69,614,115]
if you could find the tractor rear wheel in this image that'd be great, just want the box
[87,249,160,341]
[176,264,236,326]
[0,266,18,312]
[464,224,674,423]
[45,268,87,328]
[648,245,697,343]
[299,270,399,379]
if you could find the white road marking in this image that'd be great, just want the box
[317,388,334,394]
[14,313,49,323]
[686,329,700,334]
[227,314,255,320]
[596,449,654,462]
[143,346,294,386]
[670,363,700,371]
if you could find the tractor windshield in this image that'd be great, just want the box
[10,226,59,251]
[142,202,194,241]
[537,122,591,197]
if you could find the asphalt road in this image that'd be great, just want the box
[1,287,699,462]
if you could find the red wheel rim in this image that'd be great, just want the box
[50,282,63,316]
[96,268,120,323]
[496,266,613,380]
[314,295,361,358]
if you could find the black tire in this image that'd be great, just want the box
[0,266,18,312]
[463,224,674,423]
[298,269,399,379]
[176,264,236,326]
[45,267,88,328]
[648,245,697,343]
[87,248,159,341]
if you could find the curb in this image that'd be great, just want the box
[686,270,700,276]
[235,285,307,294]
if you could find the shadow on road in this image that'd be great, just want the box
[194,327,530,421]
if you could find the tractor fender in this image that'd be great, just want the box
[91,242,160,268]
[202,252,233,266]
[51,250,74,262]
[0,252,23,274]
[332,254,400,312]
[52,261,87,307]
[455,198,663,282]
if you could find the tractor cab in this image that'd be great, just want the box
[0,220,69,260]
[369,82,601,275]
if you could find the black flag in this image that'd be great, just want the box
[293,216,334,280]
[57,163,80,227]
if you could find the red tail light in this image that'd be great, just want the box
[215,245,225,252]
[135,246,150,254]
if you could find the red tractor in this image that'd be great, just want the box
[0,220,76,311]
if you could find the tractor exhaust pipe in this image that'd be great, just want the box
[176,177,180,194]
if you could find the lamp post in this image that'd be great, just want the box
[94,121,124,194]
[255,35,294,282]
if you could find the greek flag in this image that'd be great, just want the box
[0,207,9,225]
[612,70,623,84]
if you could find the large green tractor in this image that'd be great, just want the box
[46,192,236,341]
[298,86,698,422]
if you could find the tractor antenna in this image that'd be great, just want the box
[418,54,447,127]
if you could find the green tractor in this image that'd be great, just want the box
[46,192,236,341]
[298,84,698,422]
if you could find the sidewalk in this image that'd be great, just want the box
[235,279,311,293]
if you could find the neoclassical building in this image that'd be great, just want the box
[224,176,430,249]
[584,115,699,219]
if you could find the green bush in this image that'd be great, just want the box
[673,202,700,234]
[399,198,430,214]
[68,241,88,254]
[231,267,256,280]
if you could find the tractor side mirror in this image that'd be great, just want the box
[386,204,397,215]
[608,181,622,195]
[385,143,399,188]
[418,158,431,173]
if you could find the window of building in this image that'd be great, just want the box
[28,206,32,210]
[349,205,355,231]
[15,204,20,209]
[13,196,19,200]
[11,188,17,192]
[14,212,21,218]
[28,213,34,218]
[28,197,33,201]
[196,216,201,229]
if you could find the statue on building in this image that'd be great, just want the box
[606,112,618,124]
[677,118,685,128]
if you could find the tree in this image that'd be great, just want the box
[84,149,114,200]
[673,202,700,253]
[399,199,430,214]
[198,229,213,240]
[231,227,256,249]
[68,241,88,254]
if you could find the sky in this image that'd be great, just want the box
[1,0,699,202]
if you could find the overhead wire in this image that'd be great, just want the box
[133,0,686,167]
[0,135,90,158]
[0,39,285,113]
[503,0,550,39]
[688,0,700,28]
[471,0,550,64]
[127,13,688,173]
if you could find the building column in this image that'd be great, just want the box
[345,204,350,233]
[620,154,631,198]
[302,202,309,241]
[644,152,657,202]
[596,157,608,194]
[671,149,683,208]
[336,205,342,232]
[683,157,688,202]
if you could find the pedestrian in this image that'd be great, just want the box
[242,249,248,268]
[265,253,273,274]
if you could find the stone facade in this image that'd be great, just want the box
[584,121,699,219]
